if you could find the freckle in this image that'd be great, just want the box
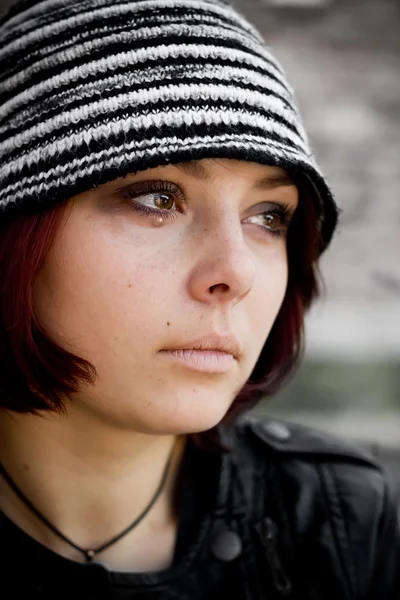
[23,464,29,471]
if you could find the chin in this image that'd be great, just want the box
[136,392,234,436]
[145,403,230,436]
[86,381,237,435]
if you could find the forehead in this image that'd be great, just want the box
[172,159,295,191]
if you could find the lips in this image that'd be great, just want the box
[159,349,236,374]
[158,333,242,374]
[161,333,241,360]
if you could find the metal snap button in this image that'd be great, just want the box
[210,530,243,562]
[262,421,291,441]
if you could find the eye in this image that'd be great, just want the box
[261,213,281,230]
[120,180,183,208]
[116,180,185,223]
[244,203,293,238]
[139,192,176,211]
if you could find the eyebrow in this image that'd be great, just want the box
[175,160,295,190]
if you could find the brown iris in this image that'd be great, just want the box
[155,194,175,210]
[263,214,279,229]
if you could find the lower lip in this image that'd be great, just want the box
[158,349,236,373]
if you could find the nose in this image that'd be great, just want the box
[187,213,256,307]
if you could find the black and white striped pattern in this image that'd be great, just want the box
[0,0,337,249]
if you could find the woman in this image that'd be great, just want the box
[0,0,398,598]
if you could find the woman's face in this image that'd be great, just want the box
[33,159,298,434]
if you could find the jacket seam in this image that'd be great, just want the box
[361,471,396,600]
[265,460,307,598]
[331,464,361,595]
[318,463,357,599]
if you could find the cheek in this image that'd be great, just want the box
[251,249,288,332]
[32,219,171,355]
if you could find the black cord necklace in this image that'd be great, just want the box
[0,451,174,563]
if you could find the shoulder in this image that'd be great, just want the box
[231,414,389,516]
[235,414,380,468]
[232,414,392,530]
[229,416,399,599]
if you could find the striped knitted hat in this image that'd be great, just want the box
[0,0,338,250]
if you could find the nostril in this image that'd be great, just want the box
[209,283,230,294]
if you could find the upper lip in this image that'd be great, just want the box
[162,334,242,359]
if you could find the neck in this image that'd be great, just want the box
[0,408,186,571]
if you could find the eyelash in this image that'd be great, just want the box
[119,180,294,237]
[256,205,293,238]
[120,180,182,223]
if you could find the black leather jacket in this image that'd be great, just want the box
[3,417,400,599]
[236,417,400,600]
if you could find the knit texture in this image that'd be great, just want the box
[0,0,338,249]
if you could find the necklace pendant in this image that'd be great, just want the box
[85,550,96,562]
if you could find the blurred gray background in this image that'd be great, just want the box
[1,0,399,492]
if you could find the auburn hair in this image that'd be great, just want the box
[0,182,321,436]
